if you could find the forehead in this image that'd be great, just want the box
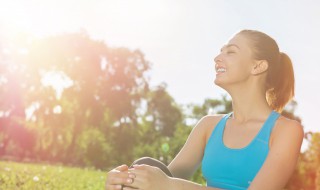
[222,34,251,50]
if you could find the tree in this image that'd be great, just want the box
[0,31,151,167]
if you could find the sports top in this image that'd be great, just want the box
[201,110,280,189]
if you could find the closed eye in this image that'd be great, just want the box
[220,44,240,54]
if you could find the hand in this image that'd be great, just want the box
[122,164,171,190]
[105,164,137,190]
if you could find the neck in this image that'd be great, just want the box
[226,82,273,123]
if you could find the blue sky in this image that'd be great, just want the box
[1,0,319,152]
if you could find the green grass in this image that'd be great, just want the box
[0,161,107,190]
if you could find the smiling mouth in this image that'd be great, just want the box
[215,66,226,74]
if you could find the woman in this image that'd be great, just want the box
[105,29,304,190]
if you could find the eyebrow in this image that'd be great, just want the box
[220,44,240,52]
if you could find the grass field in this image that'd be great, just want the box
[0,161,107,190]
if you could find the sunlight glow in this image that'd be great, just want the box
[0,111,10,118]
[25,102,40,121]
[53,105,62,114]
[0,2,32,35]
[40,71,73,100]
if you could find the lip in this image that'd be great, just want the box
[215,71,226,77]
[215,65,226,75]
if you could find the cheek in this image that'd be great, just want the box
[227,66,250,81]
[232,55,253,74]
[214,59,251,85]
[227,56,251,75]
[235,63,251,76]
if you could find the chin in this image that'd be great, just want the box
[214,78,222,86]
[214,78,227,90]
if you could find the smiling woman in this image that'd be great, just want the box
[105,29,304,190]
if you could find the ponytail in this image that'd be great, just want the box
[266,52,295,113]
[238,30,296,113]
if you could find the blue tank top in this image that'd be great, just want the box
[201,110,280,190]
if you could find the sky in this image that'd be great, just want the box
[1,0,319,152]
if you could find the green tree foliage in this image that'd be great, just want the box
[187,94,232,121]
[285,131,319,190]
[145,83,182,137]
[0,31,185,170]
[0,31,151,168]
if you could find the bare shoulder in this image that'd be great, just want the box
[274,115,304,136]
[248,115,305,189]
[198,114,224,125]
[271,115,304,148]
[196,114,225,145]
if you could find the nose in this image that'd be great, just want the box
[214,53,222,63]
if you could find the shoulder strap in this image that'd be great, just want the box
[256,111,281,143]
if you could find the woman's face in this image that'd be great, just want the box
[213,34,256,88]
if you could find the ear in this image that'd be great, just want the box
[251,60,268,75]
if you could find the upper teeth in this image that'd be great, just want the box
[217,68,226,72]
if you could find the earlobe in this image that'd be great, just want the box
[252,60,268,75]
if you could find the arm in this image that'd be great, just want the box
[167,115,221,179]
[247,118,304,190]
